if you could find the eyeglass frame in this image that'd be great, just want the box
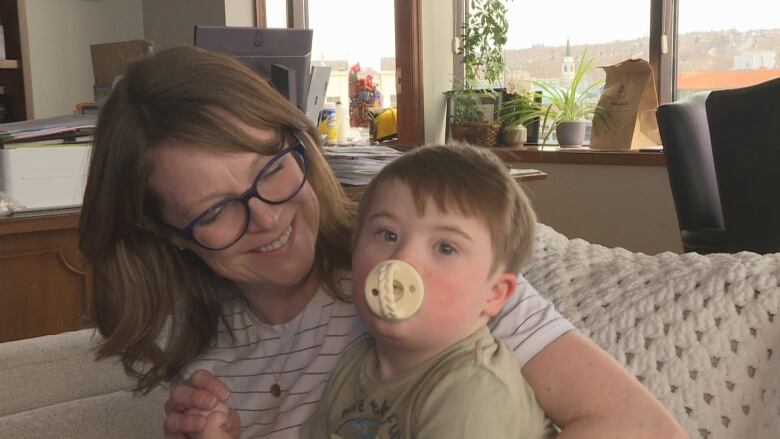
[163,137,308,251]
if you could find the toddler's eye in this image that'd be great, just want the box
[436,242,456,255]
[380,230,397,242]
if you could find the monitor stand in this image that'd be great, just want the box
[270,64,297,110]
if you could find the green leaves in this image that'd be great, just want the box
[460,0,512,88]
[450,78,495,123]
[529,48,604,143]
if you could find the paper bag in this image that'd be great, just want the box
[590,59,662,150]
[90,40,153,104]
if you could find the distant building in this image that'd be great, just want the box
[677,69,780,97]
[561,38,575,85]
[313,58,349,71]
[733,51,776,70]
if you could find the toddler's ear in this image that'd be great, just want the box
[483,272,517,317]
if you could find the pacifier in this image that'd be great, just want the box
[364,259,424,321]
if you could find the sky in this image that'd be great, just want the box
[267,1,779,68]
[506,0,780,49]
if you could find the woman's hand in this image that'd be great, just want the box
[187,402,241,439]
[163,369,237,438]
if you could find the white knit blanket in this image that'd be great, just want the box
[524,224,780,439]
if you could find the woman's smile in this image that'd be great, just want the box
[251,225,293,253]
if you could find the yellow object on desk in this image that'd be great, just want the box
[369,107,397,143]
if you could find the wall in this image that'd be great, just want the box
[519,162,683,255]
[142,0,254,49]
[16,0,267,118]
[19,0,144,118]
[142,0,224,49]
[224,0,254,27]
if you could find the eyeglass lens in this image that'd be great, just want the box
[192,148,305,249]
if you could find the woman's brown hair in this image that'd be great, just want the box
[79,46,353,393]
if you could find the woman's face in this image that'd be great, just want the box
[148,122,320,292]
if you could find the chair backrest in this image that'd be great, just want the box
[657,92,725,234]
[706,77,780,254]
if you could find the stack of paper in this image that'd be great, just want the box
[0,114,97,148]
[323,145,403,186]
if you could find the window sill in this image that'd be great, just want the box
[488,146,666,166]
[395,144,665,166]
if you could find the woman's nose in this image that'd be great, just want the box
[245,197,282,232]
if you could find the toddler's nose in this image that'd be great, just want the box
[364,259,424,321]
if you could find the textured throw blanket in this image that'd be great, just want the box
[524,224,780,439]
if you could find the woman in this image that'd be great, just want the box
[79,47,685,439]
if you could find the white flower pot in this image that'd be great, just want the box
[501,125,527,147]
[556,121,586,148]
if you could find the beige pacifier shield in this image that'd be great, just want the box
[364,259,424,321]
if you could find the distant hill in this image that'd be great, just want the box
[504,28,780,82]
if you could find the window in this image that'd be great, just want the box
[263,1,287,28]
[504,0,650,86]
[308,0,396,138]
[257,0,424,145]
[502,0,652,144]
[462,0,779,108]
[675,0,780,98]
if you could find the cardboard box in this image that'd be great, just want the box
[0,145,92,210]
[90,40,152,104]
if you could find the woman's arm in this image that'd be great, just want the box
[522,331,688,439]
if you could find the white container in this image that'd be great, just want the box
[335,101,348,145]
[0,145,92,210]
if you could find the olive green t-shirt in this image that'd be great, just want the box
[301,326,553,439]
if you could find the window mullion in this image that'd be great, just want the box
[651,0,675,103]
[288,0,306,29]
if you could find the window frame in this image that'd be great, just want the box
[257,0,426,146]
[455,0,678,105]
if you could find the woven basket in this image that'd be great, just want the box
[451,122,502,147]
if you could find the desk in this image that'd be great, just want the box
[0,208,89,342]
[0,171,546,342]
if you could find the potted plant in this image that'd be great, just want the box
[498,91,539,147]
[449,79,503,146]
[531,48,605,147]
[449,0,511,147]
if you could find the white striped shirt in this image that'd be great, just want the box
[181,274,573,438]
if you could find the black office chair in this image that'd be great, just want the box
[657,92,727,253]
[706,77,780,254]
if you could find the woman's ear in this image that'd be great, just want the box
[483,272,518,317]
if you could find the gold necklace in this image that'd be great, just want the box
[260,309,307,398]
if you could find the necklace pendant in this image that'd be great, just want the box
[270,383,282,397]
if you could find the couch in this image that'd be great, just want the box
[0,328,167,438]
[1,224,778,438]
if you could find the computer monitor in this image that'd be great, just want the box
[193,26,314,112]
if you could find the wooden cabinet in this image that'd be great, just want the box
[0,209,91,342]
[0,0,29,121]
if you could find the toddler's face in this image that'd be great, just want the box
[352,179,509,352]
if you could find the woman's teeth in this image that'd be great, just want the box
[256,226,292,253]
